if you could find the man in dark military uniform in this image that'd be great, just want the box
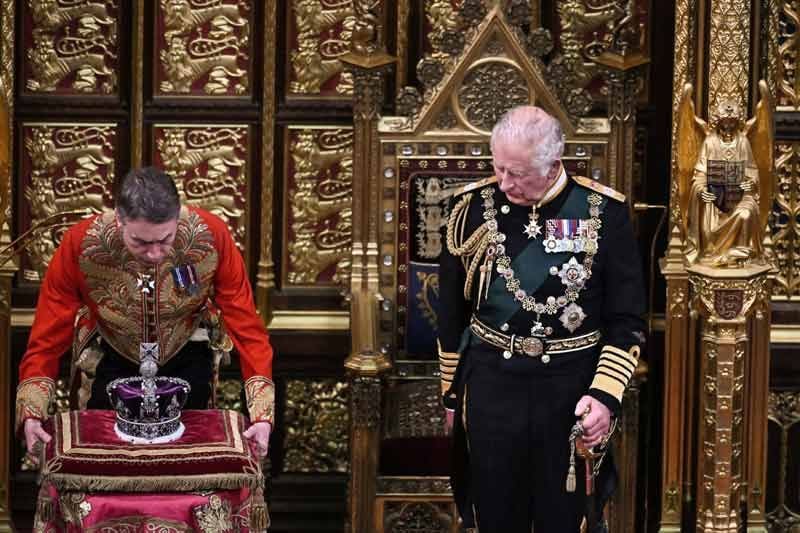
[438,106,645,532]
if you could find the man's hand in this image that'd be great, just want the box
[243,421,272,458]
[739,179,754,192]
[23,418,51,456]
[574,396,611,449]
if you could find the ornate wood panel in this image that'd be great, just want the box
[282,125,353,288]
[766,391,800,531]
[18,121,118,281]
[21,0,120,97]
[154,0,253,98]
[285,0,355,98]
[773,141,800,300]
[151,123,251,251]
[283,379,349,473]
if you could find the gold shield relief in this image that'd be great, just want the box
[21,0,120,97]
[154,0,253,98]
[285,0,356,99]
[282,125,354,288]
[20,121,117,281]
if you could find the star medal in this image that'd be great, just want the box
[557,257,588,289]
[523,206,542,240]
[559,302,586,333]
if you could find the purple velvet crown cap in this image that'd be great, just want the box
[106,376,191,444]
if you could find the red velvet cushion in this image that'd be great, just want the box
[379,436,452,476]
[41,409,262,492]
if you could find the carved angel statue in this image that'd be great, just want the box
[676,81,774,267]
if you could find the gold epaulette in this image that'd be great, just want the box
[572,175,626,202]
[446,175,498,198]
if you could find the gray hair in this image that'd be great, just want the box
[490,106,565,175]
[115,167,181,223]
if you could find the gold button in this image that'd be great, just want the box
[541,354,551,364]
[503,350,512,359]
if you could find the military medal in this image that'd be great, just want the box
[543,219,596,254]
[560,303,586,333]
[136,273,155,294]
[172,264,200,296]
[557,257,589,289]
[523,205,542,240]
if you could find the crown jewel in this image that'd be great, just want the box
[106,342,191,444]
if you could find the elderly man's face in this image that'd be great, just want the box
[492,141,558,206]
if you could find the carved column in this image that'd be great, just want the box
[0,0,13,528]
[596,55,648,200]
[256,0,278,319]
[340,3,395,531]
[660,236,693,532]
[688,265,769,533]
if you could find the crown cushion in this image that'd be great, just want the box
[39,409,263,493]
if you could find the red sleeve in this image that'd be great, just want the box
[197,209,274,381]
[19,217,92,382]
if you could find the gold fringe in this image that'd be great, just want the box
[41,472,261,493]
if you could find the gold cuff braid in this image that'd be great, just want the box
[589,344,640,404]
[245,376,275,424]
[438,340,460,396]
[15,377,56,434]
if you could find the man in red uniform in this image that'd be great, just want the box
[16,167,274,457]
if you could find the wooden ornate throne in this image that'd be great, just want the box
[343,4,648,533]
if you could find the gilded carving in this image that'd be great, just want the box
[350,375,381,428]
[689,274,767,320]
[215,379,243,411]
[773,141,800,299]
[765,392,800,531]
[289,0,355,96]
[22,123,116,276]
[286,127,353,286]
[383,501,453,533]
[153,124,249,249]
[775,1,799,108]
[284,380,349,473]
[457,61,529,133]
[668,284,687,318]
[157,0,251,96]
[24,0,118,94]
[707,0,751,114]
[675,82,774,267]
[256,0,278,314]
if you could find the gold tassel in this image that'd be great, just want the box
[249,486,270,531]
[36,489,55,522]
[566,464,576,493]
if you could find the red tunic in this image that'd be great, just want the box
[16,207,274,432]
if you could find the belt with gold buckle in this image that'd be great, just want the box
[469,316,601,363]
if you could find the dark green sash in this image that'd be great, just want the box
[474,184,607,329]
